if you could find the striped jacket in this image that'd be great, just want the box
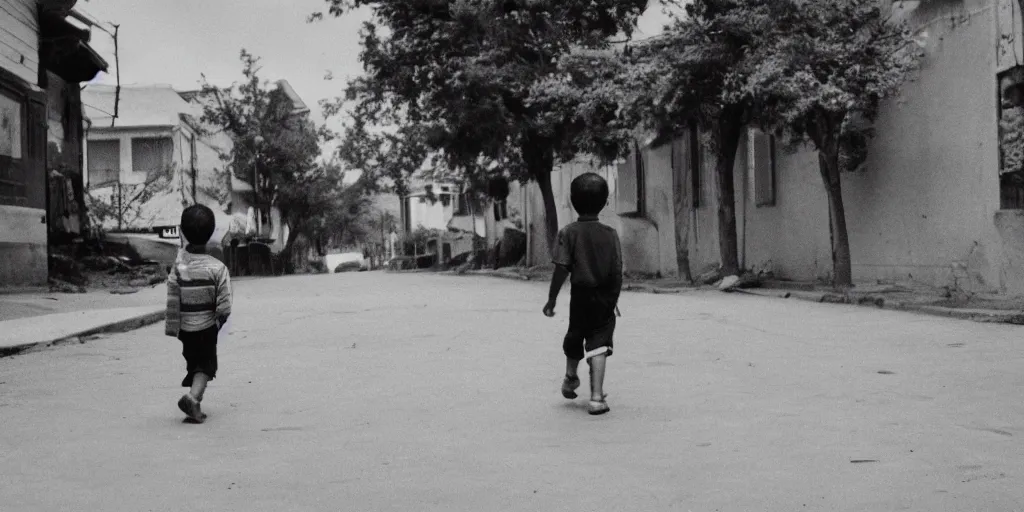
[165,249,232,336]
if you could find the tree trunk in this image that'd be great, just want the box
[818,150,853,288]
[671,137,693,283]
[279,226,302,275]
[712,111,744,276]
[523,134,558,262]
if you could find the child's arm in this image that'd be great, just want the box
[544,265,570,316]
[165,263,181,337]
[611,232,623,306]
[215,266,232,328]
[544,229,573,316]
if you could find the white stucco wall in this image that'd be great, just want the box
[693,0,1007,292]
[84,122,236,231]
[407,195,451,231]
[515,160,674,274]
[0,204,48,286]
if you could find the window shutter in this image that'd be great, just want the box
[615,149,639,214]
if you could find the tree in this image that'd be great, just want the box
[85,166,172,231]
[200,50,371,272]
[605,0,787,277]
[331,112,431,198]
[315,0,655,257]
[733,0,922,287]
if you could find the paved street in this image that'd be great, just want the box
[2,273,1024,511]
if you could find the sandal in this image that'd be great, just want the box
[178,394,205,423]
[588,399,610,415]
[561,375,581,399]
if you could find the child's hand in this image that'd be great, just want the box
[543,300,556,317]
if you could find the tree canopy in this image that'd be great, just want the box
[616,0,786,276]
[558,0,920,283]
[733,0,922,286]
[317,0,661,253]
[200,50,374,271]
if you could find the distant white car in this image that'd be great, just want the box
[325,252,369,273]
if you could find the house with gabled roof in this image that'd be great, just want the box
[176,79,310,253]
[81,83,228,234]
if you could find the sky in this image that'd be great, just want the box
[76,0,680,157]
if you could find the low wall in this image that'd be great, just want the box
[0,205,48,287]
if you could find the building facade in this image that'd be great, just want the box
[552,0,1024,294]
[181,80,309,254]
[82,84,230,232]
[1,0,107,288]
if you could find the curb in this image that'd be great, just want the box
[0,286,50,296]
[734,289,1024,325]
[456,270,1024,325]
[0,309,166,358]
[462,270,531,281]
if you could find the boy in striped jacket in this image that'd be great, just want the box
[165,204,232,423]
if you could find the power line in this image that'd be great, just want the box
[82,102,116,118]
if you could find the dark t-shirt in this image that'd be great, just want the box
[552,216,623,294]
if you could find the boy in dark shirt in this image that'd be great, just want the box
[543,173,622,415]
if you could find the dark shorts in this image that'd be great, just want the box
[179,325,219,387]
[563,292,616,361]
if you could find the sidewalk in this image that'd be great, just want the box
[0,286,166,357]
[457,267,1024,325]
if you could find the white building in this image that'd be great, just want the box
[400,182,485,236]
[82,84,228,230]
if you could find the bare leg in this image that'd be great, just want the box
[178,373,208,422]
[565,358,580,379]
[562,358,582,399]
[190,372,210,402]
[588,355,606,402]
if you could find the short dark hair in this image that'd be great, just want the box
[570,173,609,216]
[180,204,216,245]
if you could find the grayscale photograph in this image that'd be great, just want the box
[1,0,1022,510]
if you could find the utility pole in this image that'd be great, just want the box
[116,181,123,231]
[110,24,120,128]
[253,135,264,238]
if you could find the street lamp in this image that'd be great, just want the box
[253,135,264,238]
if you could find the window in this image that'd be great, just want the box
[0,88,25,202]
[750,128,777,207]
[0,89,23,159]
[87,139,120,187]
[131,137,173,175]
[688,121,703,208]
[1000,66,1024,209]
[0,82,45,208]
